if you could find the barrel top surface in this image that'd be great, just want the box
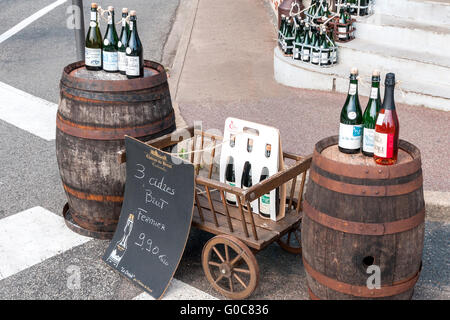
[321,144,413,167]
[313,136,422,179]
[61,60,168,92]
[71,66,159,81]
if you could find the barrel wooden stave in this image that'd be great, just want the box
[302,136,425,300]
[56,61,175,234]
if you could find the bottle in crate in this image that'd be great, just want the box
[338,5,349,41]
[319,27,330,66]
[279,14,287,50]
[284,19,294,55]
[302,23,312,62]
[327,29,338,64]
[311,27,320,65]
[293,22,304,60]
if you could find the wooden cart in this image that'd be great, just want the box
[121,126,312,299]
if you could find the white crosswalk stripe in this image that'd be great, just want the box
[0,206,90,281]
[0,81,58,141]
[0,206,216,300]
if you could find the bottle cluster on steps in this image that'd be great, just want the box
[278,12,338,67]
[334,0,374,17]
[338,67,400,165]
[85,3,143,78]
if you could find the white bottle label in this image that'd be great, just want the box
[370,87,378,99]
[259,193,271,216]
[85,47,101,67]
[376,112,385,126]
[312,51,320,64]
[108,15,112,25]
[126,56,140,76]
[339,123,362,149]
[103,51,118,71]
[320,52,329,64]
[118,51,127,72]
[129,21,134,30]
[338,27,347,38]
[90,12,97,21]
[294,47,300,59]
[363,128,375,153]
[225,181,237,203]
[374,132,388,158]
[348,83,357,95]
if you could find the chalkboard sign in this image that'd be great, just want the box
[103,136,194,299]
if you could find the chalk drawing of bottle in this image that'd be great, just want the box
[107,214,134,267]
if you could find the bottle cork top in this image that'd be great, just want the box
[108,6,114,11]
[372,70,381,76]
[91,3,98,9]
[122,8,128,13]
[130,10,137,16]
[350,67,358,75]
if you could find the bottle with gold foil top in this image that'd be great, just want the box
[102,6,119,72]
[126,10,143,78]
[85,3,102,70]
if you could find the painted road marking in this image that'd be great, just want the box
[133,278,217,300]
[0,81,58,141]
[0,0,67,44]
[0,206,91,281]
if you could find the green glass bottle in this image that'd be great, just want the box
[362,70,382,157]
[338,67,363,154]
[327,29,337,64]
[293,23,303,60]
[126,10,144,78]
[279,14,286,46]
[102,6,119,72]
[118,8,130,75]
[285,19,294,55]
[85,3,102,71]
[241,161,253,210]
[302,23,311,62]
[311,27,320,65]
[225,157,236,205]
[319,27,329,66]
[338,5,348,41]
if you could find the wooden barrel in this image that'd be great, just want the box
[301,136,425,300]
[56,61,176,238]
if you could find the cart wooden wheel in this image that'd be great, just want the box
[277,221,302,254]
[202,234,259,300]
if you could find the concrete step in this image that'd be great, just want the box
[375,0,450,27]
[338,39,450,88]
[354,14,450,55]
[273,46,450,111]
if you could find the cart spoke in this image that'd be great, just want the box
[225,244,230,263]
[212,246,225,263]
[233,273,248,289]
[230,250,244,267]
[208,261,221,268]
[214,274,224,284]
[233,267,251,274]
[228,277,234,293]
[293,230,301,245]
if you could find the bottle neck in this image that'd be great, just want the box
[90,10,97,22]
[348,76,358,95]
[129,18,137,33]
[382,84,396,110]
[371,77,380,89]
[108,12,114,25]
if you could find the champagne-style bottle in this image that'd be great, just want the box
[241,161,253,210]
[85,3,102,71]
[338,67,363,154]
[327,29,337,64]
[374,73,400,165]
[258,167,280,219]
[319,27,329,66]
[311,27,320,65]
[293,24,303,60]
[118,8,130,75]
[285,20,294,55]
[302,23,311,62]
[225,157,237,205]
[102,6,119,73]
[279,15,286,47]
[362,70,382,157]
[338,6,348,41]
[126,10,144,78]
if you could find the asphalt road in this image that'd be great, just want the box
[0,0,448,301]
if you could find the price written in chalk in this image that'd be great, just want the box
[135,232,169,267]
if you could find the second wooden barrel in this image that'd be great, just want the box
[56,61,176,238]
[301,136,425,300]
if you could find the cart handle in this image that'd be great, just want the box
[243,155,312,202]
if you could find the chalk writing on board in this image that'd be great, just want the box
[137,208,166,231]
[134,232,169,267]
